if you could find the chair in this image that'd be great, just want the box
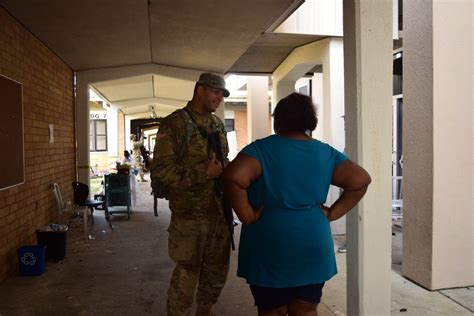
[72,182,106,238]
[53,183,72,224]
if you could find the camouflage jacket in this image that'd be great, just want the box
[151,102,229,217]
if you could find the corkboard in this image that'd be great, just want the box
[0,74,24,190]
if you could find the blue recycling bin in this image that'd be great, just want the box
[17,245,46,276]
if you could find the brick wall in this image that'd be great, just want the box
[0,8,75,282]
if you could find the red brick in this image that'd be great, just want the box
[0,6,75,282]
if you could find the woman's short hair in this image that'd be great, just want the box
[273,92,318,133]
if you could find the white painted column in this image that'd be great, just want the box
[343,1,392,315]
[273,80,294,106]
[402,0,473,290]
[272,80,295,134]
[107,104,119,157]
[323,38,347,235]
[325,38,345,153]
[75,78,90,185]
[247,76,270,142]
[125,116,132,151]
[311,73,324,141]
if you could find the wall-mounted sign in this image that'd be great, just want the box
[90,111,107,120]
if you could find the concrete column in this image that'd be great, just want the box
[343,1,392,315]
[271,80,295,134]
[75,78,90,185]
[107,104,119,157]
[273,80,295,106]
[247,76,270,142]
[311,73,324,141]
[322,38,346,235]
[402,0,473,290]
[323,38,345,153]
[272,38,347,235]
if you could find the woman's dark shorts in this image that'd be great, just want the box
[250,283,325,310]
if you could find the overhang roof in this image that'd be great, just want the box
[0,0,326,116]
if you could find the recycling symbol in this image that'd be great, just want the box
[21,252,37,266]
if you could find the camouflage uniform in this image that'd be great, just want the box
[152,103,230,316]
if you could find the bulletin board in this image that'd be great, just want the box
[0,74,24,190]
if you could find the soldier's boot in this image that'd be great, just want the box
[195,304,215,316]
[167,264,199,316]
[167,297,192,316]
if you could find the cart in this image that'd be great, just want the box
[104,174,131,225]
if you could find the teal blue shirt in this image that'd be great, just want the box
[237,134,347,288]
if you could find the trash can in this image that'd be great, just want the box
[36,224,68,261]
[17,245,46,276]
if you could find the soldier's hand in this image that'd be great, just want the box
[206,153,223,179]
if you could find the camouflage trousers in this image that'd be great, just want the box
[167,213,231,316]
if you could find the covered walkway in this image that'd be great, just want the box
[0,177,471,316]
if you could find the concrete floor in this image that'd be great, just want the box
[0,177,472,315]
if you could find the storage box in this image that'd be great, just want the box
[17,245,46,276]
[36,225,68,261]
[117,165,130,175]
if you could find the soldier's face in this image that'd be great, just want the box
[202,86,224,113]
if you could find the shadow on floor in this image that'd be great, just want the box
[0,175,472,315]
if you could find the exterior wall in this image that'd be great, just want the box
[275,0,343,36]
[0,8,75,282]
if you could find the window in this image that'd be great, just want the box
[297,79,312,96]
[90,120,107,151]
[224,119,234,132]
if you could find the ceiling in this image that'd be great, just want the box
[0,0,326,117]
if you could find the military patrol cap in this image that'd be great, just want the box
[197,73,230,97]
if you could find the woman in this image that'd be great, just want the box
[222,93,371,316]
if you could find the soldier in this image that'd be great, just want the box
[130,134,146,182]
[151,73,231,316]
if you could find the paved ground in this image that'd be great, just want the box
[0,176,472,315]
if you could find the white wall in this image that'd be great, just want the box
[275,0,343,36]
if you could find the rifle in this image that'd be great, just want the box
[208,131,236,251]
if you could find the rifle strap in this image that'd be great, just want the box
[181,107,223,156]
[182,108,209,140]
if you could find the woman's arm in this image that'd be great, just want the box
[221,153,263,224]
[324,160,371,221]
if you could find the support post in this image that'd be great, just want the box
[343,1,393,314]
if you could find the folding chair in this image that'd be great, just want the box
[53,183,72,224]
[71,182,106,239]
